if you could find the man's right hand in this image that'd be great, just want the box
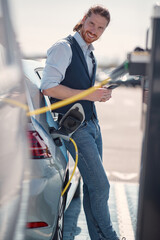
[87,88,112,102]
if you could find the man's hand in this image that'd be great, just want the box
[87,88,112,102]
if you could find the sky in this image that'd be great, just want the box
[10,0,158,65]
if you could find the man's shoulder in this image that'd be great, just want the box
[54,37,72,48]
[47,38,72,56]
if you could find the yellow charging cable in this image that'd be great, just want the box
[1,98,29,111]
[27,77,111,116]
[0,77,110,116]
[61,137,78,196]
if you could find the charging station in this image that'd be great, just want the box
[136,4,160,240]
[125,3,160,240]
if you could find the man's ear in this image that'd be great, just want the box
[81,15,86,24]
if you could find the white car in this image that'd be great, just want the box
[23,59,81,240]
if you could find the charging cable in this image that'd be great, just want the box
[61,137,78,196]
[27,76,111,117]
[1,60,129,116]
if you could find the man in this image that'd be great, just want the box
[41,5,120,240]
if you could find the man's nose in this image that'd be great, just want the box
[90,26,97,35]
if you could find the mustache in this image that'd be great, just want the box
[87,31,97,38]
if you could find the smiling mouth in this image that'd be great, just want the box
[87,32,96,39]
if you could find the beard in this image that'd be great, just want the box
[80,28,98,44]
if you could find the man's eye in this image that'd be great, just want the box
[98,27,104,31]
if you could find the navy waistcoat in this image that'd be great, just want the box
[50,35,97,121]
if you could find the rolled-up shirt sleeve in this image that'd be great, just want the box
[41,40,72,90]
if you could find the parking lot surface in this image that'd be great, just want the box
[64,181,139,240]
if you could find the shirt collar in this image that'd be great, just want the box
[73,32,94,52]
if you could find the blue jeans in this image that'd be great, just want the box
[65,117,118,240]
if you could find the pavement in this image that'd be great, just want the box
[64,181,139,240]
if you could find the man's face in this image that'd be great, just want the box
[80,13,108,45]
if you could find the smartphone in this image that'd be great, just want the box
[106,84,119,90]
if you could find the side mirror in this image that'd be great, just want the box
[49,103,85,144]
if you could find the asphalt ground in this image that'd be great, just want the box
[64,86,143,240]
[64,182,138,240]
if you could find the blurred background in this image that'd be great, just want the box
[10,0,156,66]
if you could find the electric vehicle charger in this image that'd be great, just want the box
[49,103,85,196]
[49,103,85,141]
